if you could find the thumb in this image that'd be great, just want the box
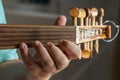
[54,15,67,26]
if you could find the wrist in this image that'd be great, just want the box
[27,74,51,80]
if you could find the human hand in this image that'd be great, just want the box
[19,15,81,80]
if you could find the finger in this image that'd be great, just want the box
[19,43,34,66]
[54,15,67,26]
[45,42,70,70]
[58,40,82,59]
[33,41,56,73]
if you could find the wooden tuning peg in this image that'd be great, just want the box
[85,8,91,26]
[91,7,98,25]
[77,8,91,59]
[76,8,86,59]
[69,7,80,26]
[91,7,99,54]
[78,8,86,26]
[81,8,91,59]
[98,8,104,25]
[69,7,82,59]
[93,8,104,54]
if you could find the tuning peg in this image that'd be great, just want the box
[87,8,94,58]
[69,7,82,59]
[88,7,98,57]
[69,7,80,26]
[91,7,98,25]
[93,21,99,54]
[81,8,91,59]
[75,8,86,58]
[78,8,86,26]
[93,8,104,53]
[90,7,99,54]
[85,8,91,26]
[98,8,104,25]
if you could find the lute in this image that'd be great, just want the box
[0,7,111,58]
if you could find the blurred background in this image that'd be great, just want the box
[2,0,120,80]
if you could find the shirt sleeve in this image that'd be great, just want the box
[0,0,19,63]
[0,0,6,24]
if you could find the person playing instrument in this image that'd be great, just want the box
[0,0,81,80]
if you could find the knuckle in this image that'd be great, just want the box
[59,40,69,47]
[63,40,69,47]
[47,61,55,68]
[74,46,82,58]
[43,61,56,73]
[73,52,81,58]
[68,44,82,59]
[57,58,69,69]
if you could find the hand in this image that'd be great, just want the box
[19,15,81,80]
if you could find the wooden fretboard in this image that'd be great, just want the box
[0,25,76,49]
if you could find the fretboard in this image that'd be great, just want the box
[0,25,76,49]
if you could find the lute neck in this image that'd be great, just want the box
[0,25,76,49]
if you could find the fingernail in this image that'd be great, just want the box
[77,51,82,60]
[59,40,64,44]
[35,40,40,46]
[59,40,67,46]
[20,43,26,49]
[46,42,52,46]
[78,55,82,60]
